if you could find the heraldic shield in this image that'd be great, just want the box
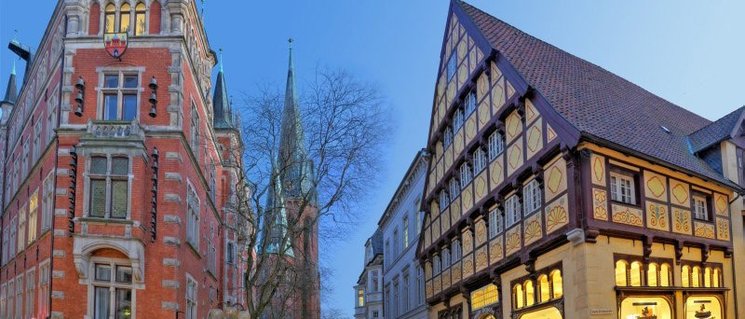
[104,33,128,58]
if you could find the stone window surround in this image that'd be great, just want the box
[81,152,134,220]
[73,236,146,289]
[83,255,138,319]
[95,67,145,121]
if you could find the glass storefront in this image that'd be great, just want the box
[620,297,673,319]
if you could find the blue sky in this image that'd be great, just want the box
[2,0,744,316]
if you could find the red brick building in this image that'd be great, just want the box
[0,1,247,318]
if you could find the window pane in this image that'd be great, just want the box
[120,4,131,33]
[104,94,118,120]
[95,265,111,282]
[94,287,110,319]
[111,181,128,219]
[111,158,129,175]
[90,179,107,217]
[91,157,108,174]
[122,94,137,121]
[116,266,132,284]
[104,75,119,88]
[123,75,138,88]
[115,289,132,319]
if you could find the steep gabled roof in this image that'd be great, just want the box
[688,106,745,153]
[2,61,17,104]
[456,1,737,188]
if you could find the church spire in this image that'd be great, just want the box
[212,49,233,129]
[260,161,295,257]
[2,60,18,104]
[278,39,315,202]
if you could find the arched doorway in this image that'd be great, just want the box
[684,296,722,319]
[620,297,673,319]
[518,307,562,319]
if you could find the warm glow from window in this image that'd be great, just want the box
[660,264,670,287]
[471,284,499,310]
[513,284,524,309]
[692,266,701,287]
[134,2,146,35]
[357,288,364,307]
[630,261,642,287]
[682,265,690,287]
[615,260,628,286]
[524,280,535,307]
[713,268,721,287]
[539,275,550,302]
[120,3,131,32]
[704,267,711,288]
[105,3,116,33]
[647,263,658,286]
[551,270,563,299]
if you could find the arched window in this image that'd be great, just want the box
[615,260,628,286]
[538,274,550,303]
[629,261,642,287]
[550,270,563,299]
[134,2,146,35]
[647,263,658,286]
[682,265,690,287]
[704,267,712,288]
[692,266,701,287]
[524,280,535,307]
[713,268,721,287]
[119,3,131,33]
[513,284,524,309]
[104,3,116,33]
[660,263,670,287]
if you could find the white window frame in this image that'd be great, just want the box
[15,274,23,319]
[472,148,487,174]
[451,239,461,264]
[25,268,35,319]
[465,90,476,116]
[453,108,464,131]
[99,71,141,121]
[403,216,409,249]
[186,275,198,319]
[449,178,459,201]
[446,52,457,81]
[505,195,521,227]
[87,258,136,319]
[18,204,27,253]
[439,191,449,211]
[459,163,472,189]
[489,207,503,238]
[41,172,54,232]
[523,179,542,216]
[441,248,450,268]
[38,260,50,319]
[610,171,636,205]
[28,189,39,245]
[186,181,201,249]
[488,131,504,160]
[693,195,709,221]
[443,126,453,148]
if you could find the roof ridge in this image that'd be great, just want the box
[689,105,745,135]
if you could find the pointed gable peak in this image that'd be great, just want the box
[212,49,234,129]
[3,61,18,104]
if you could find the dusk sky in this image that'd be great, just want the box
[2,0,744,316]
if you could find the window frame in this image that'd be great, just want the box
[691,192,712,221]
[446,52,457,81]
[488,130,504,160]
[99,71,140,121]
[133,2,147,36]
[86,155,131,219]
[609,168,638,206]
[186,181,201,250]
[523,179,542,217]
[488,206,504,239]
[186,275,198,319]
[504,195,522,228]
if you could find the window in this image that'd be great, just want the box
[92,263,132,319]
[451,239,463,264]
[682,265,690,287]
[449,179,459,201]
[357,288,364,307]
[15,276,22,319]
[610,171,635,205]
[42,174,54,231]
[472,148,487,174]
[207,224,217,275]
[446,52,457,81]
[433,255,441,274]
[28,190,39,244]
[417,211,424,236]
[18,205,26,252]
[693,194,710,221]
[186,183,200,248]
[370,270,379,292]
[439,191,449,211]
[392,280,399,318]
[471,284,498,310]
[47,110,56,143]
[443,126,453,148]
[6,281,12,319]
[453,108,464,131]
[104,4,116,33]
[2,223,8,264]
[489,207,503,238]
[403,216,409,249]
[442,248,450,267]
[134,2,146,35]
[465,90,476,116]
[209,161,216,203]
[524,280,535,307]
[550,270,563,298]
[0,284,5,319]
[190,103,200,158]
[538,275,550,303]
[459,163,472,189]
[417,266,425,304]
[25,269,34,319]
[33,120,41,161]
[8,217,17,258]
[373,310,379,318]
[630,261,642,287]
[102,73,138,121]
[488,131,504,160]
[89,156,129,219]
[186,276,197,319]
[505,195,521,227]
[402,272,410,311]
[615,260,628,286]
[119,3,131,33]
[523,179,542,216]
[226,241,235,265]
[39,262,50,318]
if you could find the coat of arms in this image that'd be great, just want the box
[104,32,128,59]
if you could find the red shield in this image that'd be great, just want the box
[104,33,128,58]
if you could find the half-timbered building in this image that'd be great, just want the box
[418,2,745,319]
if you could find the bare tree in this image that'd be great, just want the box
[222,67,390,318]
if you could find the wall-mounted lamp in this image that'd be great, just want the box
[149,76,158,118]
[74,76,85,117]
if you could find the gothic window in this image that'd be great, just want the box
[91,262,133,319]
[186,183,200,248]
[88,156,130,219]
[186,276,197,319]
[488,130,504,160]
[134,2,146,35]
[104,4,116,33]
[102,73,138,121]
[119,3,131,33]
[523,179,542,216]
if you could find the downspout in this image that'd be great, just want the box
[728,192,741,317]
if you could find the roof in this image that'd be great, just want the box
[212,68,234,129]
[456,1,738,188]
[369,228,384,256]
[378,149,430,227]
[688,106,745,153]
[2,62,17,104]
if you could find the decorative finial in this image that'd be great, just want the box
[288,38,293,48]
[12,29,18,42]
[218,48,224,72]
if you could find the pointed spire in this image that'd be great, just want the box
[212,49,233,129]
[3,60,18,104]
[278,38,315,201]
[260,161,294,257]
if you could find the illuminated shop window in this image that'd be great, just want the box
[471,284,498,310]
[615,260,628,286]
[629,261,642,287]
